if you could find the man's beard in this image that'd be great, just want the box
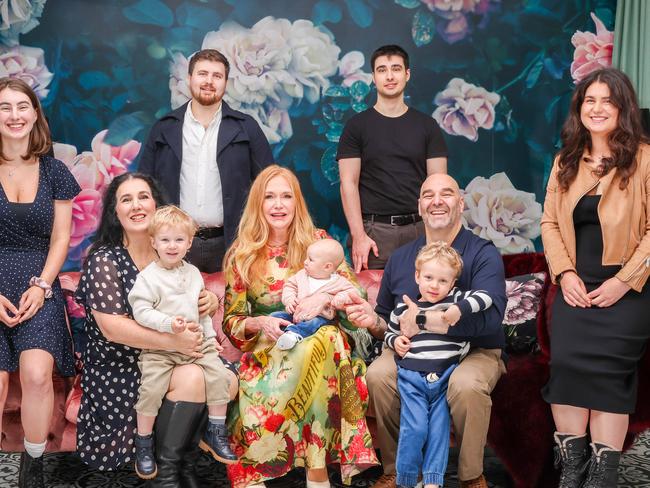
[191,86,221,106]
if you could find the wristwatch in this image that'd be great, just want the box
[415,311,427,330]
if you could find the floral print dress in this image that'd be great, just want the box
[224,230,378,487]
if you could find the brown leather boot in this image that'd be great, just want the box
[460,474,488,488]
[372,473,397,488]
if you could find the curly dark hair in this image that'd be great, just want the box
[86,172,166,257]
[556,68,648,191]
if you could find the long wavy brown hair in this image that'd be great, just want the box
[556,68,647,191]
[224,165,316,287]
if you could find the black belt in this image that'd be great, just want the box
[363,213,422,226]
[195,227,224,239]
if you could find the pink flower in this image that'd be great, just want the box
[337,51,372,88]
[90,129,141,184]
[421,0,480,15]
[70,189,103,248]
[570,12,613,83]
[433,78,500,142]
[437,12,470,44]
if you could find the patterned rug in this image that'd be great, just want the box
[1,430,649,487]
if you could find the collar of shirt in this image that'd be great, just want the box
[186,100,222,129]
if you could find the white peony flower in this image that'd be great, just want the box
[462,172,542,254]
[247,432,286,464]
[0,0,46,46]
[228,98,293,145]
[169,52,191,110]
[338,51,372,87]
[287,19,339,103]
[0,44,53,98]
[433,77,500,142]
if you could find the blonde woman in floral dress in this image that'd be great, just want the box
[223,165,378,488]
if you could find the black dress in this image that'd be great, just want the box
[0,157,80,375]
[543,195,650,413]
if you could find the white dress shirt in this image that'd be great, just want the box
[179,101,223,227]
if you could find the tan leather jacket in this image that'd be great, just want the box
[541,143,650,292]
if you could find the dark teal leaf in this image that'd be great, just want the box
[395,0,420,8]
[123,0,173,27]
[78,71,112,90]
[175,2,218,31]
[543,56,563,80]
[105,112,148,146]
[544,94,564,123]
[525,59,544,89]
[594,7,614,29]
[321,145,339,183]
[325,85,349,98]
[111,93,129,112]
[312,0,342,25]
[345,0,373,28]
[412,10,435,47]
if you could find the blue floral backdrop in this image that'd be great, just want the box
[1,0,617,270]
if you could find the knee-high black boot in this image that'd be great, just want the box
[178,404,208,488]
[18,452,44,488]
[148,398,205,488]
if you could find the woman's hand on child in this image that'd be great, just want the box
[0,294,20,327]
[294,292,330,321]
[175,322,204,358]
[198,288,219,317]
[171,316,187,334]
[261,316,291,342]
[17,285,45,323]
[394,336,411,357]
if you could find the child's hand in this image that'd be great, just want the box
[443,305,461,326]
[171,316,187,334]
[394,335,411,357]
[286,298,298,314]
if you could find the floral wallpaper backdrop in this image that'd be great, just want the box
[1,0,617,270]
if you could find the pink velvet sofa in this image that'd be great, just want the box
[3,253,649,488]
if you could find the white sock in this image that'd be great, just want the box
[306,480,331,488]
[24,439,47,458]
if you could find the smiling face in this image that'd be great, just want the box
[580,81,619,138]
[188,59,227,107]
[415,258,456,303]
[372,54,410,100]
[418,174,464,232]
[0,88,38,144]
[263,175,296,238]
[151,224,192,269]
[115,177,157,237]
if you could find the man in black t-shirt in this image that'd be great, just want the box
[337,44,447,273]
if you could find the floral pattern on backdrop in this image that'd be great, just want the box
[0,0,617,268]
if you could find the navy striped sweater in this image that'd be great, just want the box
[385,288,493,373]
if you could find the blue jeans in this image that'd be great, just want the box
[269,311,331,339]
[396,363,458,487]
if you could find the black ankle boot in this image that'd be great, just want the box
[135,433,158,479]
[199,422,237,464]
[18,452,44,488]
[179,404,208,488]
[148,399,205,488]
[582,443,621,488]
[553,432,589,488]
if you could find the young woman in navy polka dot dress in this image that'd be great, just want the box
[75,173,237,486]
[0,78,81,487]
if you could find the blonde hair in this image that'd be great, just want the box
[415,241,463,279]
[224,165,316,286]
[148,205,198,238]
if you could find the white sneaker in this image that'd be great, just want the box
[276,331,303,350]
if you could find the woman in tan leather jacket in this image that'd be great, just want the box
[541,68,650,488]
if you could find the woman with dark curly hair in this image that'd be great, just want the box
[542,68,650,488]
[75,172,237,487]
